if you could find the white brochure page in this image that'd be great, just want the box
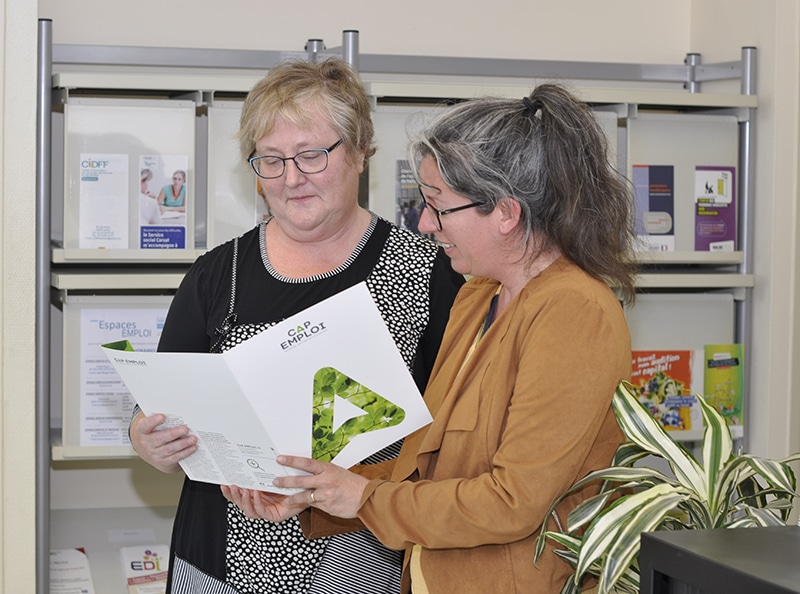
[104,282,432,494]
[106,348,304,494]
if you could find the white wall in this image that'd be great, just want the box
[689,0,800,460]
[38,0,691,63]
[3,0,797,589]
[2,1,39,593]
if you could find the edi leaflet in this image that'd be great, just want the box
[120,545,169,594]
[703,344,744,426]
[630,350,701,431]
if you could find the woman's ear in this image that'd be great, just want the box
[356,149,367,174]
[496,197,522,235]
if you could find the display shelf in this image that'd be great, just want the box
[51,270,186,291]
[365,80,758,110]
[667,424,744,444]
[52,247,205,264]
[51,429,136,460]
[635,273,754,289]
[50,505,177,594]
[635,251,744,265]
[52,71,759,113]
[53,70,261,95]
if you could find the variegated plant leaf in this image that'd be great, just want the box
[708,455,752,519]
[574,483,683,581]
[546,532,639,594]
[613,382,707,498]
[612,440,650,468]
[742,454,800,493]
[534,465,674,561]
[675,498,713,528]
[558,578,578,594]
[544,532,583,554]
[599,490,691,594]
[566,469,675,532]
[725,515,761,529]
[541,380,800,594]
[740,505,789,526]
[697,389,733,502]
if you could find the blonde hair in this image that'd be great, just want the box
[238,58,375,167]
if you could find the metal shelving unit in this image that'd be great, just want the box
[35,21,757,593]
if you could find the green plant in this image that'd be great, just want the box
[534,380,800,594]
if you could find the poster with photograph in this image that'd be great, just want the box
[138,154,189,249]
[78,153,129,249]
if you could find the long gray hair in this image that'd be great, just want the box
[408,83,637,303]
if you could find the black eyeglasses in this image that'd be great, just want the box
[418,187,487,231]
[249,139,343,179]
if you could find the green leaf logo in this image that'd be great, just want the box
[102,339,135,351]
[311,366,405,462]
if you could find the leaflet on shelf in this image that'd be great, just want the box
[632,164,675,252]
[50,547,97,594]
[138,154,189,249]
[630,349,703,431]
[703,343,744,427]
[695,166,737,251]
[120,544,169,594]
[102,282,432,494]
[78,153,129,249]
[78,304,169,448]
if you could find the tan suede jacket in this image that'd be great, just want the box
[358,258,631,593]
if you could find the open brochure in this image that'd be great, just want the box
[103,282,432,494]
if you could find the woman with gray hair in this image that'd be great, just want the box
[228,83,636,593]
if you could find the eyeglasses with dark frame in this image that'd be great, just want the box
[417,187,487,231]
[249,139,344,179]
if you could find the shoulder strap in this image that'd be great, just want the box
[211,236,239,352]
